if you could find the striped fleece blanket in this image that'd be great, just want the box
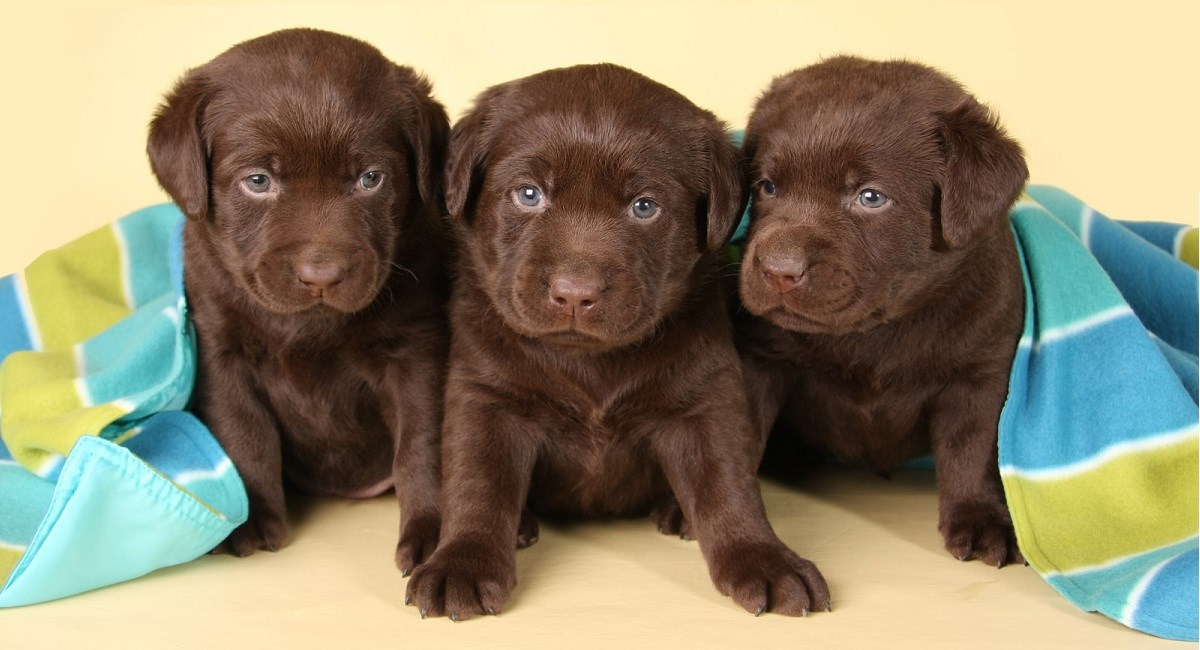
[0,204,247,607]
[1001,185,1198,641]
[0,191,1195,639]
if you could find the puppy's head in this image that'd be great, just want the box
[445,64,745,352]
[739,56,1027,334]
[147,28,449,316]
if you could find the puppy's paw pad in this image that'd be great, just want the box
[214,516,288,557]
[710,542,829,617]
[405,541,515,620]
[396,514,441,576]
[650,497,693,540]
[516,510,540,550]
[940,503,1021,567]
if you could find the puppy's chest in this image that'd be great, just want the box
[788,358,940,469]
[526,387,666,517]
[257,346,392,443]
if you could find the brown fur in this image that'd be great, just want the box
[737,56,1028,566]
[146,28,451,575]
[405,64,829,620]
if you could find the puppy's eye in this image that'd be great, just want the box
[759,179,777,196]
[858,189,889,209]
[630,197,659,220]
[243,174,272,194]
[359,171,384,190]
[516,185,543,207]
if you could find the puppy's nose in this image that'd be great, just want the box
[758,256,808,294]
[296,259,346,292]
[549,274,603,315]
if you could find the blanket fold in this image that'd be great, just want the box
[0,192,1194,643]
[0,204,247,607]
[1001,185,1198,641]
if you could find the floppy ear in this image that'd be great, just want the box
[394,66,450,210]
[147,69,212,221]
[936,98,1028,249]
[444,86,506,220]
[702,127,749,252]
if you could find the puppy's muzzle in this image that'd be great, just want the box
[296,254,348,297]
[757,255,809,295]
[548,273,604,318]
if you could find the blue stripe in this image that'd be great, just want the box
[1043,538,1197,641]
[1003,314,1197,470]
[1128,547,1199,641]
[0,275,34,361]
[115,205,184,308]
[1119,221,1191,257]
[1087,216,1198,355]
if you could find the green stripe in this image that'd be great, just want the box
[0,547,23,585]
[22,224,129,352]
[0,348,129,472]
[1004,437,1199,573]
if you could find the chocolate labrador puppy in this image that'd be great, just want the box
[737,56,1027,567]
[405,64,829,620]
[146,28,451,574]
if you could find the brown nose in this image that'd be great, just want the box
[758,256,808,294]
[296,259,346,291]
[549,274,603,315]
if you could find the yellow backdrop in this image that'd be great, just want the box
[1,0,1196,274]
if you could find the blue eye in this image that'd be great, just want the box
[516,185,543,207]
[359,170,383,190]
[858,188,888,208]
[760,179,777,196]
[243,174,271,194]
[631,197,659,219]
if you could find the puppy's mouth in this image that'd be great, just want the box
[538,329,608,349]
[740,258,886,334]
[244,260,386,317]
[757,304,884,335]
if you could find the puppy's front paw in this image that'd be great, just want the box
[396,513,441,577]
[516,509,539,549]
[650,496,693,540]
[709,541,830,616]
[405,540,516,621]
[213,515,288,557]
[939,501,1023,567]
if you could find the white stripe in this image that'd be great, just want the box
[1041,534,1198,580]
[1173,225,1189,259]
[1120,552,1178,624]
[1000,424,1199,481]
[110,398,136,416]
[1032,304,1133,350]
[112,222,135,309]
[72,343,92,407]
[172,457,234,486]
[33,454,64,479]
[0,540,27,553]
[14,273,41,351]
[1079,205,1095,249]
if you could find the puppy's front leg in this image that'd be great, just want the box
[653,386,830,616]
[194,349,288,556]
[930,379,1022,567]
[405,382,537,621]
[651,350,796,541]
[382,351,445,576]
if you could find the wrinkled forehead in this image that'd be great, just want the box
[754,93,944,189]
[490,106,705,196]
[204,77,405,169]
